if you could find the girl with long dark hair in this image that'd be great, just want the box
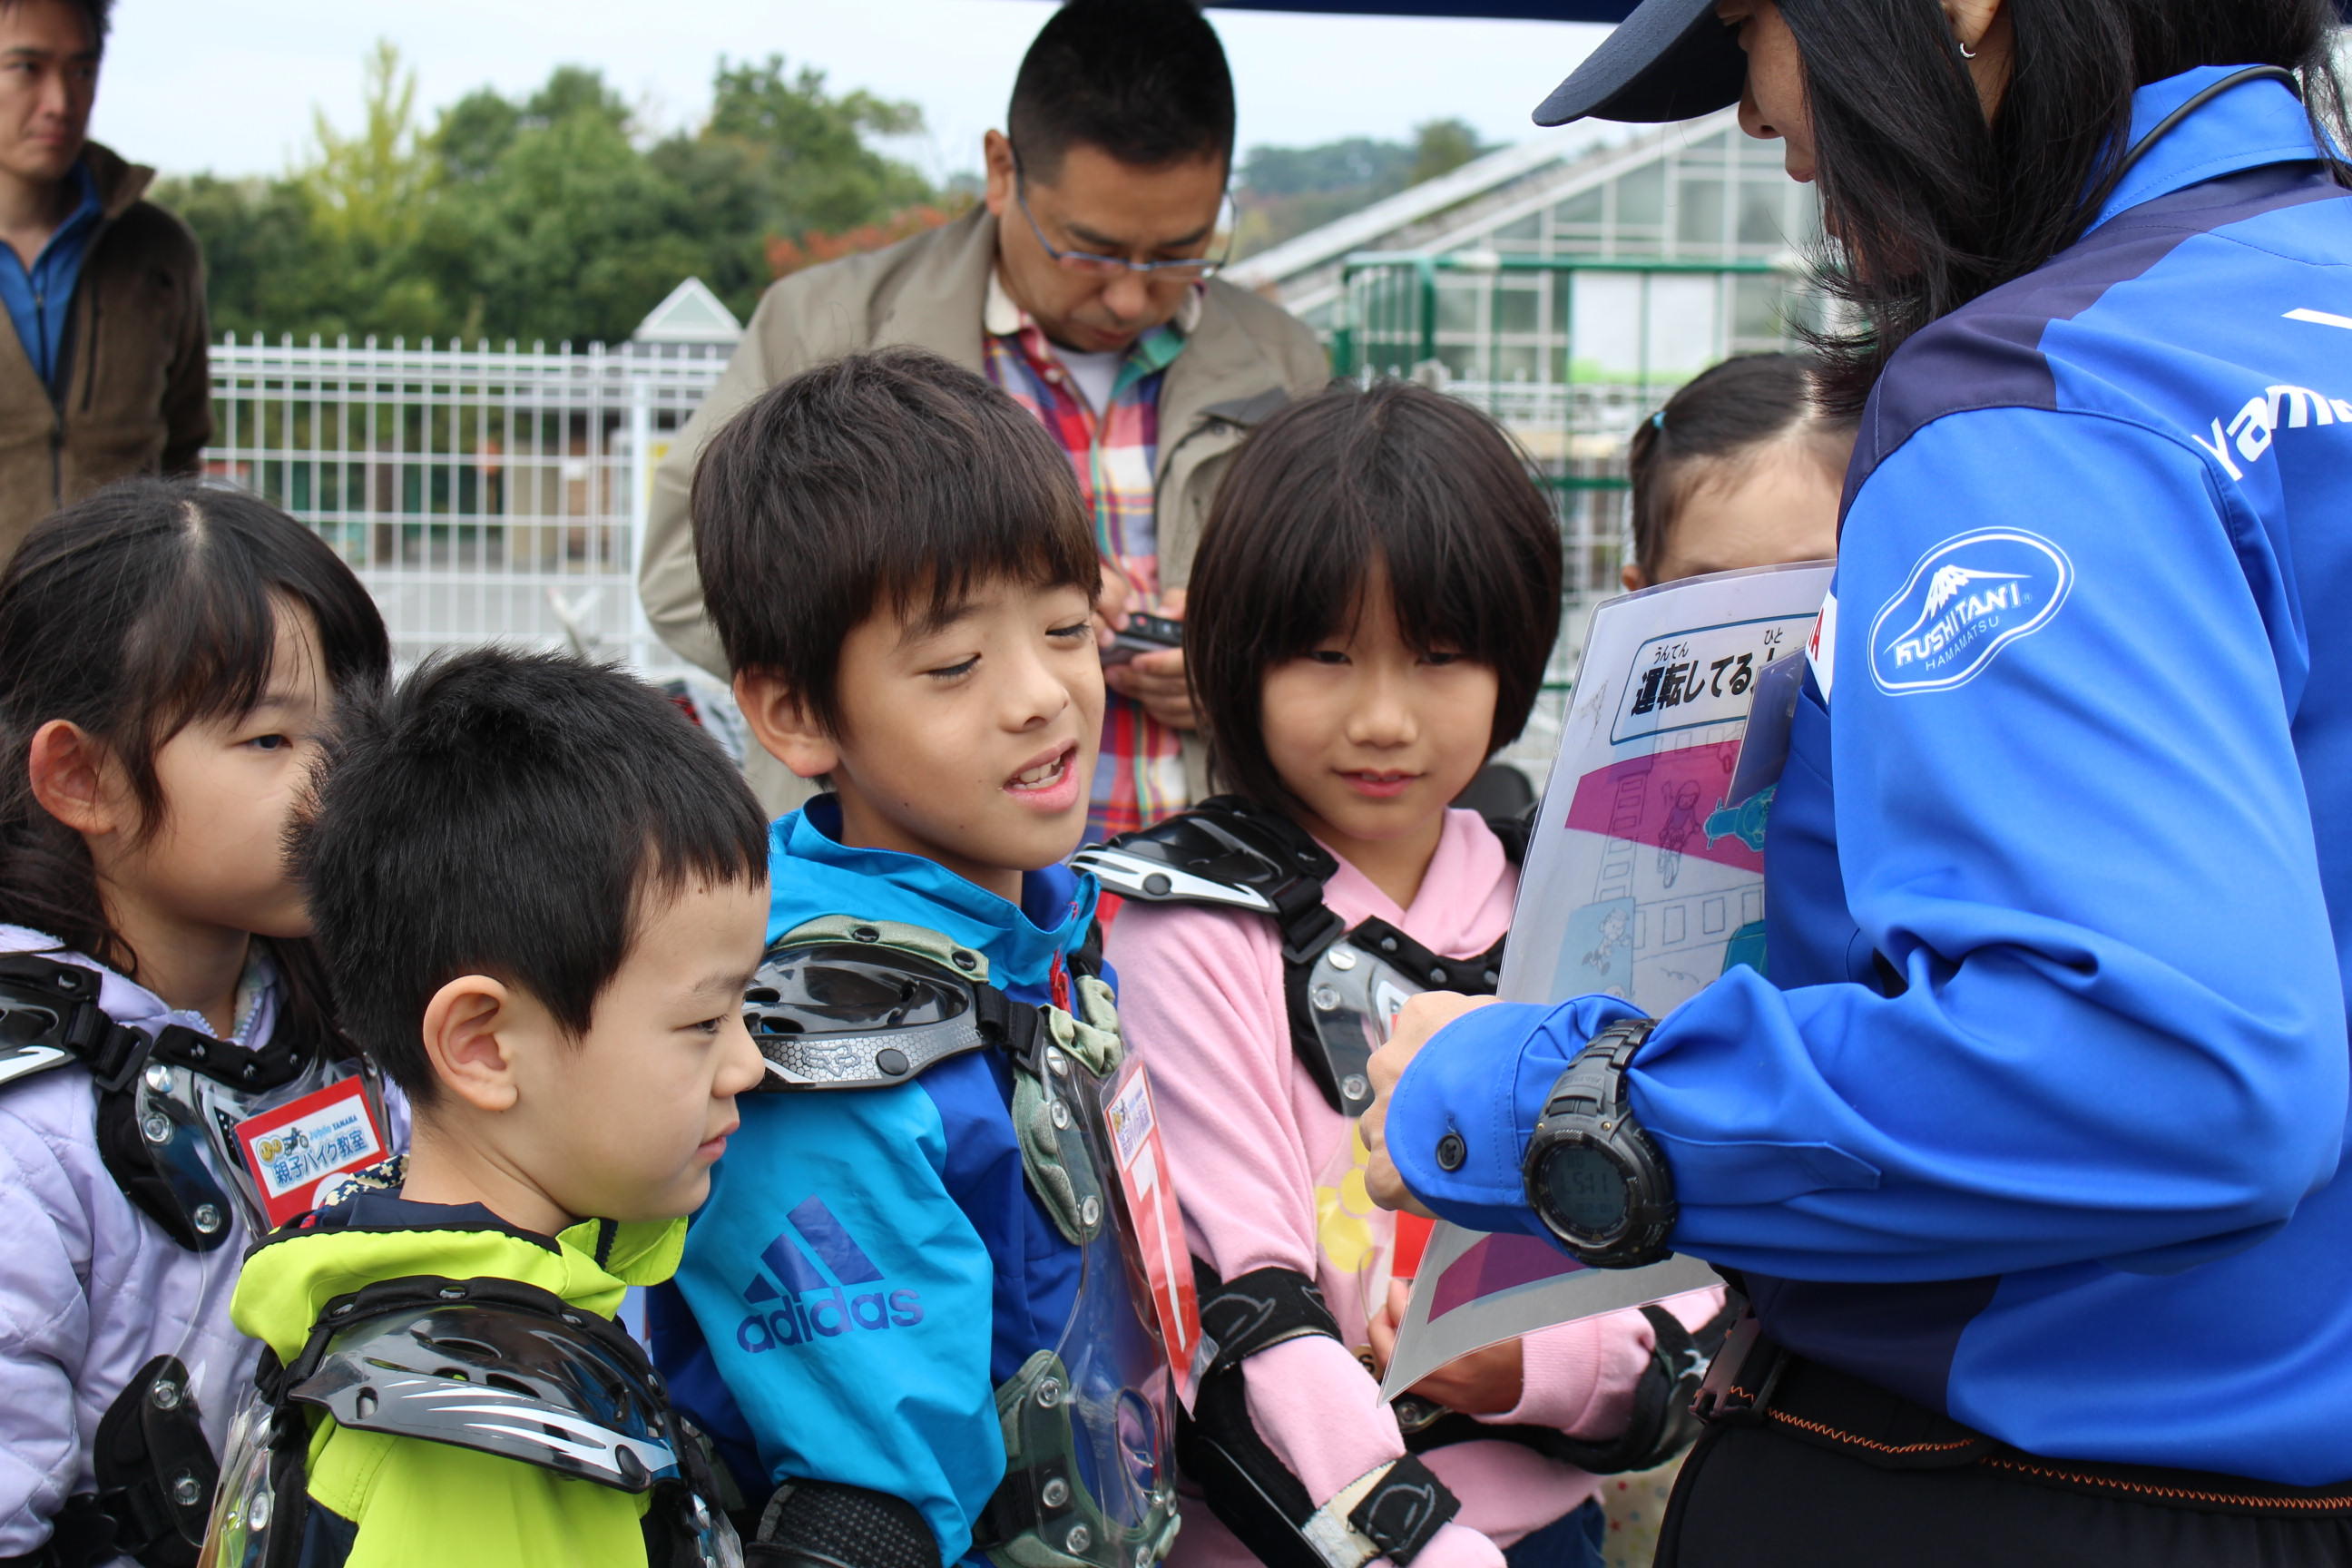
[1357,2,2352,1562]
[0,480,391,1563]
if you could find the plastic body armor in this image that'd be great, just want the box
[204,1272,741,1567]
[1073,800,1721,1568]
[0,952,387,1568]
[741,917,1181,1568]
[1072,798,1519,1120]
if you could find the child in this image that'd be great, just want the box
[1599,354,1855,1568]
[1088,382,1727,1568]
[1622,353,1855,591]
[0,479,392,1566]
[213,649,771,1567]
[651,348,1180,1568]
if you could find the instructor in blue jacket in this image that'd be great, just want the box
[1360,1,2352,1563]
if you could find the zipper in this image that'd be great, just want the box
[79,284,99,413]
[38,286,64,506]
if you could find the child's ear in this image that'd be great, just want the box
[735,669,839,780]
[421,976,522,1113]
[27,720,133,839]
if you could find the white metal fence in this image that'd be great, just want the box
[201,334,1658,785]
[203,335,730,678]
[199,334,1646,786]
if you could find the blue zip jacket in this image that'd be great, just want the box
[1387,68,2352,1485]
[650,799,1104,1562]
[0,161,99,390]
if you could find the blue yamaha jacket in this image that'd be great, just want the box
[1388,68,2352,1485]
[649,799,1102,1563]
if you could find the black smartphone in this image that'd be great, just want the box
[1102,612,1183,665]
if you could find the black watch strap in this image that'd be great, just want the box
[1525,1016,1674,1269]
[1542,1017,1655,1122]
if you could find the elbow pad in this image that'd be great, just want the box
[1397,1298,1736,1477]
[1178,1262,1461,1568]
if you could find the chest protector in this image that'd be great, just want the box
[1071,796,1524,1119]
[204,1268,740,1568]
[0,952,387,1568]
[742,916,1181,1568]
[1072,802,1718,1568]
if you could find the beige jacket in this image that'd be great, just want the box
[637,207,1329,812]
[0,142,211,565]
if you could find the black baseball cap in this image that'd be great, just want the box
[1534,0,1748,127]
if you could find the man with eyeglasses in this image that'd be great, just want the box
[640,0,1328,835]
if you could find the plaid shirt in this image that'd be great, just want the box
[982,273,1199,842]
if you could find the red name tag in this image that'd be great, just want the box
[234,1075,388,1228]
[1102,1057,1205,1410]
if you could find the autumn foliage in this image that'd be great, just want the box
[765,201,974,278]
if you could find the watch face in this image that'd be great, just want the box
[1541,1142,1630,1237]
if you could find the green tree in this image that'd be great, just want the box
[419,98,707,345]
[1408,118,1485,186]
[159,45,947,345]
[151,173,322,339]
[301,41,437,256]
[1231,123,1499,258]
[278,39,445,338]
[701,57,933,250]
[435,88,523,184]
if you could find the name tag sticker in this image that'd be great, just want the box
[235,1075,388,1228]
[1102,1058,1206,1409]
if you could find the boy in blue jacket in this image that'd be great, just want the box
[651,348,1186,1568]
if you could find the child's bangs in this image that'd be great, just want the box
[871,468,1102,634]
[119,501,390,748]
[119,562,286,744]
[1247,477,1505,669]
[1370,493,1520,667]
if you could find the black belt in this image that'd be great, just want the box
[1694,1316,2352,1517]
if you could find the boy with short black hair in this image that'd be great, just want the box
[215,649,771,1568]
[654,348,1184,1568]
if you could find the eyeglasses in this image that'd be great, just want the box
[1011,151,1234,282]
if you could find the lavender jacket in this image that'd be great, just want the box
[0,926,403,1560]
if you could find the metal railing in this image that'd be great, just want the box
[201,252,1811,773]
[203,334,729,678]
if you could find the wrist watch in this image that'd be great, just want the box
[1520,1017,1677,1268]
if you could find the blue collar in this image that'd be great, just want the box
[766,796,1097,990]
[2088,65,2329,233]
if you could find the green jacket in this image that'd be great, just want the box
[230,1205,688,1568]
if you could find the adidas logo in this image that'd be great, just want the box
[736,1196,924,1353]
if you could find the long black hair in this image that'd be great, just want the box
[1787,0,2349,410]
[0,479,390,1037]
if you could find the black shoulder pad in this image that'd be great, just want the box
[0,953,133,1093]
[1483,802,1537,869]
[1073,798,1344,964]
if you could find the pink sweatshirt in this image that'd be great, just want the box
[1110,809,1720,1568]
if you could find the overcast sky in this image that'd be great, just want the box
[93,2,1618,183]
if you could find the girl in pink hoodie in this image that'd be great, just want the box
[1101,382,1724,1568]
